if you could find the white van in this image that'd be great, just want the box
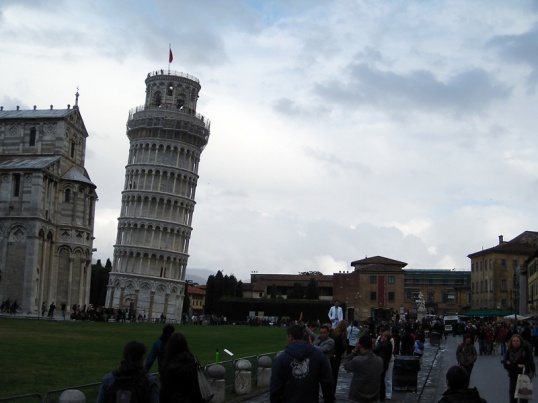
[443,315,460,335]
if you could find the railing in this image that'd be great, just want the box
[127,105,211,130]
[146,70,200,83]
[0,353,278,402]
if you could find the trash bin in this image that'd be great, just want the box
[393,355,421,392]
[430,331,441,346]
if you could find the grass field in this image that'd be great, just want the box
[0,317,287,399]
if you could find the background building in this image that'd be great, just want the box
[0,98,97,314]
[106,70,210,322]
[468,231,538,315]
[334,256,407,322]
[402,269,470,315]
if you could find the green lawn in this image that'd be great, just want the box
[0,317,287,399]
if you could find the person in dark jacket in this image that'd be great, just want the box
[503,333,535,403]
[145,324,175,372]
[96,340,159,403]
[344,335,383,403]
[270,324,334,403]
[438,365,486,403]
[330,320,348,398]
[160,332,204,403]
[374,331,393,402]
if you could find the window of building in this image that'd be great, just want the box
[29,127,36,146]
[167,83,174,96]
[388,292,395,302]
[154,91,162,106]
[370,291,377,301]
[370,275,377,284]
[64,188,71,202]
[513,260,518,269]
[428,291,434,302]
[501,259,507,268]
[71,141,76,158]
[388,275,395,284]
[12,174,20,197]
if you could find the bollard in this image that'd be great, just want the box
[207,364,225,403]
[59,389,86,403]
[234,359,252,395]
[257,356,272,388]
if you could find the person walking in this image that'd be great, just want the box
[503,333,536,403]
[270,324,334,403]
[373,330,393,402]
[145,324,175,373]
[159,332,204,403]
[456,333,477,378]
[330,320,348,398]
[346,321,361,355]
[344,335,383,403]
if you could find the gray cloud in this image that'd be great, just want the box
[314,63,510,116]
[488,24,538,88]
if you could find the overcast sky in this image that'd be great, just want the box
[1,1,537,282]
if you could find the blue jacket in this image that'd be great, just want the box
[270,341,333,403]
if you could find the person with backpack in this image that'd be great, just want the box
[159,332,205,403]
[145,324,175,373]
[96,340,158,403]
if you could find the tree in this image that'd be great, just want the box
[90,259,111,306]
[270,284,278,299]
[288,282,304,300]
[299,271,323,276]
[204,271,243,313]
[305,278,319,300]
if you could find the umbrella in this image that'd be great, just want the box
[503,314,531,320]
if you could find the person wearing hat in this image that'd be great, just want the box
[344,335,384,403]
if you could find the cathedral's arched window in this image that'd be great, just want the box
[70,141,76,158]
[64,188,71,202]
[29,127,36,146]
[154,91,162,107]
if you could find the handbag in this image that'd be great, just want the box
[515,367,534,400]
[195,356,214,402]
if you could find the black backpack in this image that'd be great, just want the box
[104,370,151,403]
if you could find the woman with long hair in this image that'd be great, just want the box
[503,333,535,403]
[96,340,159,403]
[160,332,204,403]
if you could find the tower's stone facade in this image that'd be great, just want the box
[106,70,210,321]
[0,100,97,314]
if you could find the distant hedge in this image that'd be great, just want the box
[212,297,333,322]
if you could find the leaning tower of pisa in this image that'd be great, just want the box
[106,70,210,322]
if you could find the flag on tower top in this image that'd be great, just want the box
[169,48,174,63]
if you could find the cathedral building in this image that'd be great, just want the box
[106,70,210,321]
[0,96,97,314]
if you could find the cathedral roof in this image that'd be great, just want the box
[0,155,60,170]
[0,108,74,119]
[62,166,96,187]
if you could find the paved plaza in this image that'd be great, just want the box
[235,333,538,403]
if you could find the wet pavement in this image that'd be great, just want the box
[233,335,451,403]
